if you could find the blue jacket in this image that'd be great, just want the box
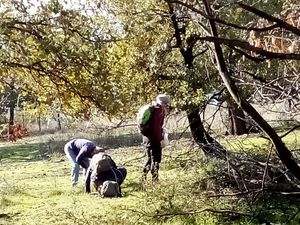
[69,139,97,168]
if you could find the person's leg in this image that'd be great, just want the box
[117,167,127,185]
[64,144,80,186]
[81,157,90,179]
[150,142,162,182]
[142,136,152,181]
[143,149,151,177]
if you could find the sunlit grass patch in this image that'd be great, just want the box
[219,129,300,158]
[281,129,300,149]
[0,131,300,225]
[221,135,270,153]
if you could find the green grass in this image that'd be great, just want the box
[0,131,300,225]
[221,129,300,155]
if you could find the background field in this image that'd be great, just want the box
[1,105,300,225]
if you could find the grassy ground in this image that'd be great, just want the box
[0,133,145,225]
[0,131,300,225]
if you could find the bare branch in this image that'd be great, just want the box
[237,2,300,36]
[192,36,300,60]
[280,125,300,138]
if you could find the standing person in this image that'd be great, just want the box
[64,138,104,186]
[140,94,171,183]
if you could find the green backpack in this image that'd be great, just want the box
[136,104,154,137]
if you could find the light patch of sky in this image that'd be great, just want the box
[0,0,99,16]
[0,0,118,22]
[1,0,124,37]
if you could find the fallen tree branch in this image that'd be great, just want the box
[207,189,262,198]
[280,125,300,138]
[124,207,253,219]
[154,208,253,218]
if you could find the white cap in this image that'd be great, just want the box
[156,94,171,107]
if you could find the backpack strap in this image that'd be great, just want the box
[115,169,125,182]
[110,169,122,197]
[112,168,118,182]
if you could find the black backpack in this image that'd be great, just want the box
[100,180,121,197]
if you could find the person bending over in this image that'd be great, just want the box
[85,152,127,195]
[64,138,104,186]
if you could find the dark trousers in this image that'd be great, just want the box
[142,136,162,181]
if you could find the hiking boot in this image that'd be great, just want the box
[151,162,159,183]
[139,174,148,191]
[152,174,159,183]
[142,165,150,183]
[140,173,147,183]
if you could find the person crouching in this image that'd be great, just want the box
[85,152,127,196]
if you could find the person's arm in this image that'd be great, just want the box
[109,157,117,169]
[118,186,122,197]
[115,168,127,185]
[85,166,92,193]
[79,157,90,169]
[152,108,164,143]
[76,145,88,164]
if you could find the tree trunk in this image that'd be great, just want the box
[8,107,14,126]
[203,0,300,181]
[7,83,16,126]
[167,1,227,158]
[228,102,247,135]
[7,106,14,139]
[187,108,226,158]
[37,115,41,132]
[57,113,62,130]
